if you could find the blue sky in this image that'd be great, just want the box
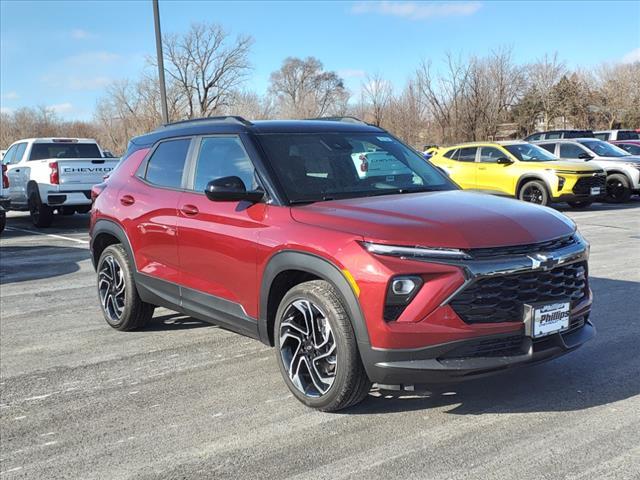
[1,0,639,120]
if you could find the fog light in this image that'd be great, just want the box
[392,278,417,295]
[557,176,566,191]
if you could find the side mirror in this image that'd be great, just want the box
[578,152,593,160]
[205,176,264,203]
[496,157,513,165]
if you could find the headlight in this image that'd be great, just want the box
[361,242,471,260]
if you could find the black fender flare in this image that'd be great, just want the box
[516,174,552,197]
[90,219,136,270]
[259,250,371,348]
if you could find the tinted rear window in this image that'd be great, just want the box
[144,138,191,188]
[29,142,101,160]
[564,130,594,138]
[618,131,640,140]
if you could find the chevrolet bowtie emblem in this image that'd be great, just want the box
[529,253,558,270]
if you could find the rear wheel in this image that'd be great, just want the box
[97,244,154,331]
[605,174,631,203]
[28,191,54,228]
[518,180,550,206]
[567,200,593,209]
[275,280,371,412]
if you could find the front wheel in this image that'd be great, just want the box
[605,174,631,203]
[567,200,593,209]
[97,244,154,331]
[518,180,550,206]
[275,280,371,412]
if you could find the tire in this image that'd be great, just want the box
[567,200,593,209]
[97,244,154,331]
[518,180,550,206]
[28,191,54,228]
[0,211,5,234]
[605,173,632,203]
[274,280,371,412]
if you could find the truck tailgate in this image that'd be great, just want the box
[56,158,119,189]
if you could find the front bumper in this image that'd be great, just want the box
[363,316,595,386]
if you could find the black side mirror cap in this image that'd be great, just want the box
[205,176,264,203]
[578,153,593,160]
[496,157,513,165]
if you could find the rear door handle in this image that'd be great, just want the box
[120,194,135,206]
[478,167,487,170]
[180,204,199,216]
[13,169,20,172]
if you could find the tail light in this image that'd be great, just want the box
[2,164,8,188]
[359,154,368,172]
[91,182,106,203]
[49,161,59,185]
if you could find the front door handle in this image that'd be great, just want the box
[180,204,199,216]
[120,194,135,206]
[13,169,20,172]
[478,166,487,170]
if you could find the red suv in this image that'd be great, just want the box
[90,117,595,411]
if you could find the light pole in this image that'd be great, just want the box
[152,0,169,124]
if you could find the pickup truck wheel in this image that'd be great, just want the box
[567,200,593,209]
[275,280,371,412]
[605,174,631,203]
[29,192,54,228]
[97,244,154,331]
[518,180,550,206]
[0,210,5,234]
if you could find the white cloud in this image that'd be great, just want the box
[48,103,74,114]
[338,69,367,79]
[71,29,95,40]
[622,47,640,64]
[2,91,19,100]
[351,1,482,20]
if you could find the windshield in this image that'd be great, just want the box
[578,140,630,158]
[504,143,557,162]
[29,142,102,161]
[257,132,455,203]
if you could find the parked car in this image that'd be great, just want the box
[2,138,119,227]
[534,138,640,202]
[90,116,595,411]
[594,130,640,141]
[611,140,640,155]
[524,130,594,142]
[0,163,9,234]
[428,141,605,207]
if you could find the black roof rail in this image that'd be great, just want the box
[162,116,253,128]
[306,116,369,125]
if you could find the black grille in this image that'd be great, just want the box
[469,235,576,259]
[572,175,605,195]
[440,335,525,359]
[450,261,588,324]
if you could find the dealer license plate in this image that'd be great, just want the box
[590,187,601,195]
[531,302,570,338]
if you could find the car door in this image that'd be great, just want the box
[558,143,590,162]
[476,146,514,194]
[176,134,267,334]
[5,143,28,205]
[120,137,191,287]
[441,147,478,189]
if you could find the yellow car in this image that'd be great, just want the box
[429,141,606,207]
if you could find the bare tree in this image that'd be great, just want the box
[162,22,253,119]
[361,73,393,126]
[526,53,566,130]
[269,57,349,117]
[591,62,640,128]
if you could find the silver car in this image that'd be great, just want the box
[533,138,640,203]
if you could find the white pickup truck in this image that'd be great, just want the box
[2,138,119,227]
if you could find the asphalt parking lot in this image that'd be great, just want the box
[1,201,639,480]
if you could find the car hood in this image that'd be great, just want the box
[290,191,575,249]
[537,160,601,171]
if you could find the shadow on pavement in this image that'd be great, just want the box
[139,312,212,331]
[0,245,89,284]
[555,197,640,212]
[348,276,640,415]
[2,212,90,237]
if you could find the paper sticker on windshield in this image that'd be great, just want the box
[377,136,393,142]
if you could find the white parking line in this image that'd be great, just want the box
[4,227,89,245]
